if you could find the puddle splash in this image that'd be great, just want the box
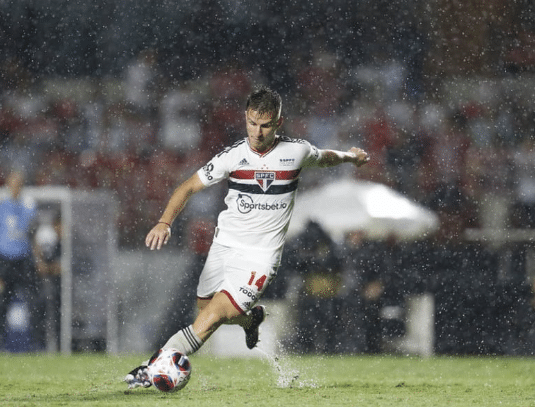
[255,346,317,388]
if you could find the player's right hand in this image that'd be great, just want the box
[145,223,171,250]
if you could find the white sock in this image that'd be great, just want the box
[162,325,203,356]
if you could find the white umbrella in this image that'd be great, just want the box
[288,178,439,242]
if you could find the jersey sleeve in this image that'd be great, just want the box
[299,139,322,168]
[197,154,230,187]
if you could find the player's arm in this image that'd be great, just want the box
[317,147,370,168]
[145,173,206,251]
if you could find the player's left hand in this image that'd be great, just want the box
[349,147,370,167]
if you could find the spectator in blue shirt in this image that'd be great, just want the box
[0,170,38,349]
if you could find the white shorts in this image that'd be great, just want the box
[197,242,279,313]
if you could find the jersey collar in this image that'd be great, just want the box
[247,136,280,157]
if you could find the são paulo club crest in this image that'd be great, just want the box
[254,171,275,192]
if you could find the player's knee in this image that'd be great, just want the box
[211,305,240,323]
[199,304,231,326]
[210,303,241,324]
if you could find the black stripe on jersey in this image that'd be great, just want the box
[228,179,299,195]
[278,135,308,144]
[214,138,247,159]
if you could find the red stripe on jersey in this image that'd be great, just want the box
[230,169,301,180]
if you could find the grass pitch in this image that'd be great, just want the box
[0,352,534,406]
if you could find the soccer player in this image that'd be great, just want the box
[125,86,369,388]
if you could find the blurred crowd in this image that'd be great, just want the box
[0,46,534,247]
[0,0,533,247]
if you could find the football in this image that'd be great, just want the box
[147,348,192,392]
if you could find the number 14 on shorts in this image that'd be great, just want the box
[247,271,267,291]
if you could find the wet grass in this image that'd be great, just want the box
[0,352,534,406]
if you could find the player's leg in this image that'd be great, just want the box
[197,295,247,327]
[125,247,221,389]
[125,293,233,389]
[196,294,266,349]
[191,291,243,340]
[204,299,266,347]
[160,291,250,353]
[162,291,239,353]
[197,298,266,338]
[124,295,266,388]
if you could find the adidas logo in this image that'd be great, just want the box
[238,158,249,166]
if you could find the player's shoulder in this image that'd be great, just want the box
[213,138,247,159]
[278,135,311,146]
[277,135,318,154]
[276,136,317,154]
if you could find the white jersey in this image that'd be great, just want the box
[197,135,321,260]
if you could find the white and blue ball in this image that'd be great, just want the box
[147,348,192,392]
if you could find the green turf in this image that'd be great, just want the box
[0,353,534,406]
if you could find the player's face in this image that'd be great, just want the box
[245,109,282,153]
